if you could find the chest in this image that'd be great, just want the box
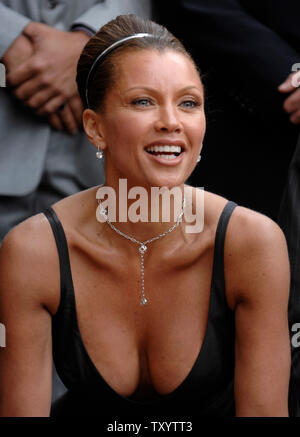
[58,241,217,399]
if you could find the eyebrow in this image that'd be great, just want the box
[124,85,203,94]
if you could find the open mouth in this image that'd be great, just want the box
[145,145,183,160]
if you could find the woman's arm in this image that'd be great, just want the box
[0,218,55,417]
[226,208,291,417]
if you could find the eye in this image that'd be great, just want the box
[131,98,153,107]
[180,99,200,109]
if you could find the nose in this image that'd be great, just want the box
[154,104,183,133]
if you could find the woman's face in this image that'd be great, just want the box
[97,49,206,189]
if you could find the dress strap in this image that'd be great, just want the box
[43,207,73,315]
[211,201,238,306]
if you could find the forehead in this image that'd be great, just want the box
[113,49,203,92]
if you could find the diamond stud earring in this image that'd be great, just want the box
[197,154,201,163]
[96,145,104,159]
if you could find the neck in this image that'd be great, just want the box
[96,182,186,242]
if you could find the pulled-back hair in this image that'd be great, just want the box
[76,14,198,111]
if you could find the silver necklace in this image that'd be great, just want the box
[97,196,186,306]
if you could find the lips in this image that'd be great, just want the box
[144,142,185,161]
[144,142,185,166]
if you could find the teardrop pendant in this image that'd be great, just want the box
[140,297,148,306]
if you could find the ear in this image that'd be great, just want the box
[82,109,107,150]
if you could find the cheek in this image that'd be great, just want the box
[189,115,206,144]
[104,112,150,150]
[104,118,132,148]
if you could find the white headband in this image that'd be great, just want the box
[85,33,153,108]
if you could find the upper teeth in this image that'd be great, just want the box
[146,145,182,153]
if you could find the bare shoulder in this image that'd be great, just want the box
[50,185,98,225]
[0,211,60,314]
[184,186,286,249]
[0,186,98,313]
[224,205,290,309]
[189,186,289,309]
[226,205,288,257]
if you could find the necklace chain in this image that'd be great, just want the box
[97,196,186,306]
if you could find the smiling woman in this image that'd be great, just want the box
[82,48,205,190]
[0,14,291,419]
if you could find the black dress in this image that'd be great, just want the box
[43,201,237,418]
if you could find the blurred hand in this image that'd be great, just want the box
[47,95,84,135]
[278,71,300,124]
[6,22,89,116]
[2,33,34,72]
[2,30,83,135]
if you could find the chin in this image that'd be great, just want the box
[157,173,189,189]
[126,170,187,191]
[147,177,185,190]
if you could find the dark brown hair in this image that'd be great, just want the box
[76,14,199,111]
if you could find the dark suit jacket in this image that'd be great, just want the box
[155,0,300,219]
